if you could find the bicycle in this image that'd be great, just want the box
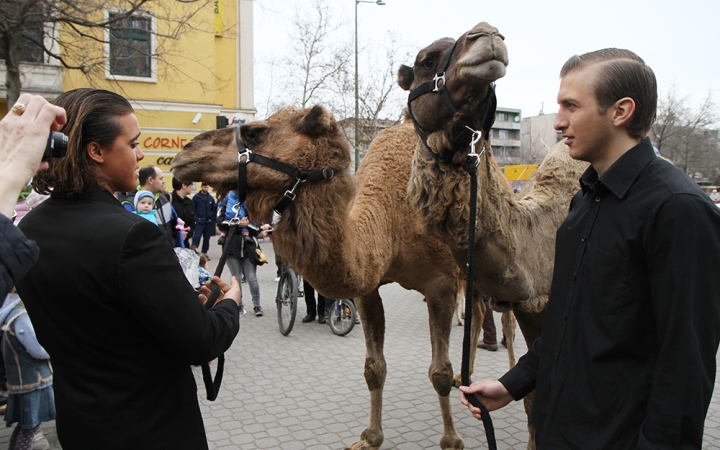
[276,265,303,336]
[327,298,358,336]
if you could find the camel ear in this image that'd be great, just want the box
[297,105,334,138]
[397,64,414,91]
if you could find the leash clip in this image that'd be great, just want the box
[433,71,446,92]
[283,177,305,201]
[465,126,484,168]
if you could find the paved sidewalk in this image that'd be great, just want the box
[3,237,720,449]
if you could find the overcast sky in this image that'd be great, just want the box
[253,0,719,120]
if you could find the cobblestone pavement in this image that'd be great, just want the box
[3,238,720,449]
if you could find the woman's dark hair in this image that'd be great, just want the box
[33,88,134,196]
[560,48,657,139]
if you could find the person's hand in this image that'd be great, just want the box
[459,380,513,420]
[260,224,271,231]
[238,217,249,227]
[0,94,66,218]
[197,276,241,306]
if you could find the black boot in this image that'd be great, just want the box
[301,313,316,323]
[317,310,327,324]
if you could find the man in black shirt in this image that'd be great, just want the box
[171,177,195,248]
[461,48,720,449]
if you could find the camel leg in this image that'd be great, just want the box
[346,290,386,450]
[500,311,517,369]
[512,307,545,450]
[452,288,483,388]
[425,285,466,450]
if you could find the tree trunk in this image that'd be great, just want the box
[3,32,23,107]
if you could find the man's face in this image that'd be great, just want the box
[137,197,154,213]
[554,66,615,165]
[148,167,165,194]
[201,184,209,194]
[181,183,194,196]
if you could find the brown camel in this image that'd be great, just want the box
[398,22,588,448]
[172,106,488,449]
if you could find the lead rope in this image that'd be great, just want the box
[459,132,497,450]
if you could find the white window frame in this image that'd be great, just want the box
[103,8,157,83]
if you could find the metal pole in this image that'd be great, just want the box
[354,0,359,172]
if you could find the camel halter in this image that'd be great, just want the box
[406,38,498,166]
[233,125,335,214]
[407,36,499,450]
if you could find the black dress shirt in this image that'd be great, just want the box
[500,138,720,449]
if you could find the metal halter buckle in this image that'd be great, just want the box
[433,72,446,92]
[284,177,304,201]
[238,148,252,163]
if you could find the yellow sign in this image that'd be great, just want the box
[504,164,538,181]
[214,0,223,36]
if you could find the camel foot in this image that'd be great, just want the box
[344,440,379,450]
[440,432,464,449]
[452,373,462,388]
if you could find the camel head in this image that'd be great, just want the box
[173,105,351,222]
[398,22,508,159]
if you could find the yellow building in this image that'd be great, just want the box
[1,0,254,187]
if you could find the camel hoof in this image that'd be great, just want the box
[440,433,464,449]
[345,441,379,450]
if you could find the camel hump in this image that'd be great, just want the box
[518,141,588,206]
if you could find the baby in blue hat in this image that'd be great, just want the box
[134,190,158,225]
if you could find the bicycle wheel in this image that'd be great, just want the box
[328,299,356,336]
[276,269,298,336]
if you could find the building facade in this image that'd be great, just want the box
[489,107,522,166]
[1,0,254,186]
[520,112,562,164]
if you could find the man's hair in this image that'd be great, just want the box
[560,48,657,139]
[171,177,187,191]
[33,88,134,196]
[139,166,158,187]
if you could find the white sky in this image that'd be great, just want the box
[253,0,720,120]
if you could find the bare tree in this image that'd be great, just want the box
[1,0,218,105]
[652,86,719,176]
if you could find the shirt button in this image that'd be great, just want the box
[594,196,601,202]
[581,237,586,242]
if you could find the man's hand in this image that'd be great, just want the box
[459,380,513,420]
[197,276,242,307]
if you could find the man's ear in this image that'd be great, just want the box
[86,142,105,164]
[611,97,636,128]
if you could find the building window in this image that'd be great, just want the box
[499,130,508,140]
[0,26,45,64]
[109,13,152,77]
[497,112,507,122]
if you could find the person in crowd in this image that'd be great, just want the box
[0,94,66,300]
[192,183,217,256]
[16,88,241,450]
[198,253,212,289]
[134,190,158,225]
[477,295,497,352]
[171,177,196,248]
[460,49,720,448]
[2,292,54,450]
[139,165,176,245]
[302,280,329,324]
[221,191,265,316]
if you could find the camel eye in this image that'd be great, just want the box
[422,59,434,70]
[241,126,265,144]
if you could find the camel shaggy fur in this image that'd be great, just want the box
[398,22,588,448]
[172,106,488,450]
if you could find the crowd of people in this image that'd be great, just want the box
[1,45,719,450]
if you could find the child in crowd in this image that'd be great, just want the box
[198,254,212,288]
[2,292,55,450]
[134,190,157,225]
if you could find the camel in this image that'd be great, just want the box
[398,22,588,448]
[172,107,489,449]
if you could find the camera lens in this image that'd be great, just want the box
[44,131,68,162]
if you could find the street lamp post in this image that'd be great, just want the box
[354,0,385,172]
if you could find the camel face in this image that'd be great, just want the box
[172,127,238,191]
[398,21,507,134]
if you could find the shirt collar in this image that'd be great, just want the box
[579,137,655,199]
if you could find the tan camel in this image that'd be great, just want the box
[172,107,488,450]
[398,22,588,448]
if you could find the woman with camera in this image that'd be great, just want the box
[15,88,241,450]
